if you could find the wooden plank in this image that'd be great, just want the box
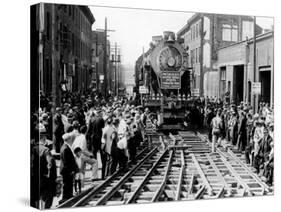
[205,154,229,189]
[190,153,213,195]
[194,185,206,199]
[58,147,150,208]
[227,149,269,193]
[125,149,169,204]
[175,150,185,200]
[215,149,253,196]
[188,174,195,195]
[152,150,174,202]
[215,187,225,198]
[75,147,158,207]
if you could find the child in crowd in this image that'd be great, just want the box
[73,147,85,194]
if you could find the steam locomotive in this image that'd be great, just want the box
[135,31,192,130]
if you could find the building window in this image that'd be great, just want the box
[196,23,199,38]
[197,47,200,63]
[195,48,198,63]
[220,67,226,97]
[221,68,226,80]
[193,25,196,40]
[222,24,238,41]
[242,21,254,40]
[72,33,75,54]
[46,12,50,40]
[191,49,194,64]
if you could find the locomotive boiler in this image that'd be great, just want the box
[135,31,192,130]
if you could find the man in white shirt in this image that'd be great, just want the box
[118,114,127,139]
[72,126,98,181]
[116,130,130,170]
[101,118,114,178]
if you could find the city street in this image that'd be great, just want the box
[30,3,274,210]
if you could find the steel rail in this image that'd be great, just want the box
[73,147,158,207]
[194,185,206,199]
[227,149,270,193]
[205,153,229,190]
[57,147,150,208]
[94,148,168,205]
[196,132,254,196]
[215,186,225,198]
[126,149,169,204]
[190,153,213,195]
[188,174,195,195]
[151,150,174,202]
[215,149,253,196]
[175,150,185,200]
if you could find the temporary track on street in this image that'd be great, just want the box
[57,131,273,208]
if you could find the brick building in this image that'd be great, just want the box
[177,13,262,98]
[30,3,95,106]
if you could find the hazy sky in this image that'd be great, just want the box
[90,6,193,66]
[90,6,274,67]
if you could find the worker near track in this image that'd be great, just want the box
[210,108,223,152]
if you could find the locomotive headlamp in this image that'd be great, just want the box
[167,57,176,67]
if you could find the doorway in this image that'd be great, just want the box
[260,70,271,103]
[233,65,244,104]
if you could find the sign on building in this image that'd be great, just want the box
[139,85,149,94]
[252,82,261,94]
[161,71,181,89]
[99,75,104,81]
[192,88,200,96]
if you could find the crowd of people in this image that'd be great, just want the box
[204,100,274,186]
[31,92,274,209]
[31,91,154,209]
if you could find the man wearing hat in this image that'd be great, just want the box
[252,118,265,172]
[33,125,57,209]
[237,111,247,151]
[53,107,65,153]
[259,127,273,165]
[89,109,105,167]
[60,133,79,203]
[101,117,114,179]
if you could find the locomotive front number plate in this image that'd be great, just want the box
[161,71,181,89]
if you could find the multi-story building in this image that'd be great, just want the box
[216,31,274,108]
[91,31,112,97]
[177,13,262,98]
[31,3,95,106]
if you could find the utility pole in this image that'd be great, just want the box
[199,15,204,97]
[103,17,108,98]
[96,17,115,98]
[110,43,121,97]
[253,16,257,112]
[38,3,44,94]
[115,42,117,96]
[51,3,58,106]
